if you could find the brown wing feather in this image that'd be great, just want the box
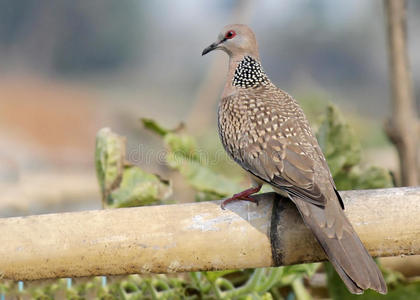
[219,88,330,207]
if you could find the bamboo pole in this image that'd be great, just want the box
[0,187,419,281]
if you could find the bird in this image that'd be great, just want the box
[202,24,387,295]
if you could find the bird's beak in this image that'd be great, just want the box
[202,42,220,56]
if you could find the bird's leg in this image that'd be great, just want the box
[221,184,262,209]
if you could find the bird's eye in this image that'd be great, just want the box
[225,30,236,39]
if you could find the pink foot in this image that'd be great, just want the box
[221,185,262,209]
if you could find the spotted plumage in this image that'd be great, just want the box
[232,56,270,88]
[203,24,386,295]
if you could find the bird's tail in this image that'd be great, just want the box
[292,196,387,295]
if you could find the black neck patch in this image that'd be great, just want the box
[232,56,270,88]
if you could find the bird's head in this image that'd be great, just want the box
[202,24,259,58]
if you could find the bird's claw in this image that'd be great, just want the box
[220,196,259,210]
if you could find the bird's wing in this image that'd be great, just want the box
[233,89,330,207]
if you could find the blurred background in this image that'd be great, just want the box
[1,1,420,298]
[0,0,419,215]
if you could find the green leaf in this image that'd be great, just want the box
[166,152,242,198]
[110,166,171,208]
[95,127,172,208]
[95,127,126,204]
[204,270,240,282]
[164,133,198,161]
[141,118,170,136]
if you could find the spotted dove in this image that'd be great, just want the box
[202,24,387,295]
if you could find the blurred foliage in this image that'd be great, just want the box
[326,263,420,300]
[141,118,243,201]
[95,127,171,208]
[108,166,171,208]
[95,127,125,203]
[298,95,391,149]
[317,105,361,178]
[0,269,320,299]
[317,105,393,191]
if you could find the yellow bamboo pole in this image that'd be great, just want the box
[0,187,419,281]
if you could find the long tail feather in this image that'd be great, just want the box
[291,196,387,294]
